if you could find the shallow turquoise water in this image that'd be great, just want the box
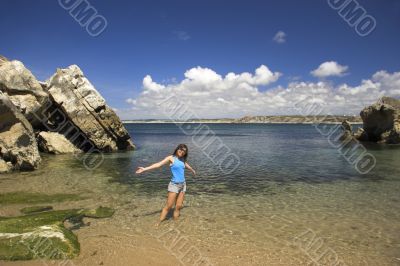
[1,123,400,265]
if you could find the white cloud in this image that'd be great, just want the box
[126,98,136,104]
[184,67,222,83]
[273,31,287,43]
[173,31,191,41]
[143,75,165,94]
[121,65,400,119]
[311,61,349,78]
[371,70,400,94]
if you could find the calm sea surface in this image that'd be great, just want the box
[1,123,400,265]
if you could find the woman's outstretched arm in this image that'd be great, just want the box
[135,155,172,174]
[185,162,196,176]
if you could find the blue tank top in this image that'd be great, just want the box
[170,155,185,183]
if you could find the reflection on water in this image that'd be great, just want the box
[1,123,400,265]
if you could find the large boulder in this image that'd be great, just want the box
[45,65,135,152]
[360,97,400,144]
[37,132,81,154]
[0,56,49,128]
[0,92,41,170]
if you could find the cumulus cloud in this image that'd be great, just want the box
[120,65,400,119]
[143,75,165,93]
[273,31,287,43]
[311,61,349,78]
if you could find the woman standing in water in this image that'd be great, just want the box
[135,144,196,226]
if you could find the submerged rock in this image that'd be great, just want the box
[0,192,83,205]
[20,206,54,214]
[0,207,114,260]
[0,57,49,128]
[45,65,135,152]
[37,131,81,154]
[360,97,400,144]
[83,206,115,218]
[0,92,41,171]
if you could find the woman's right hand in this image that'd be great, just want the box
[135,167,146,174]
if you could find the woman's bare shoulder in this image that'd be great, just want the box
[165,155,174,161]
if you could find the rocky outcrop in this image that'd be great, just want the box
[341,97,400,144]
[37,132,81,154]
[45,65,134,152]
[0,57,49,128]
[359,97,400,144]
[0,55,135,173]
[340,120,353,141]
[0,92,41,170]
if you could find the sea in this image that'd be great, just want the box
[1,123,399,265]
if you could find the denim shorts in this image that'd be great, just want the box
[168,181,186,193]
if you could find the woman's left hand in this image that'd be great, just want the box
[135,167,146,174]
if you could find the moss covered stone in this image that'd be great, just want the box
[0,206,115,261]
[0,222,80,260]
[20,206,53,214]
[0,192,83,205]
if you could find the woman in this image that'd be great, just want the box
[135,144,196,226]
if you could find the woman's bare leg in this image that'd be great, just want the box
[156,192,178,227]
[173,192,185,220]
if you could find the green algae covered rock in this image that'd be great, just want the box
[0,207,115,261]
[0,192,83,205]
[20,206,53,214]
[0,222,80,260]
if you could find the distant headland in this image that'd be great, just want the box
[123,115,362,124]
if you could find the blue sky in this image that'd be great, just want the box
[1,0,400,118]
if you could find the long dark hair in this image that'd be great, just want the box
[172,144,188,162]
